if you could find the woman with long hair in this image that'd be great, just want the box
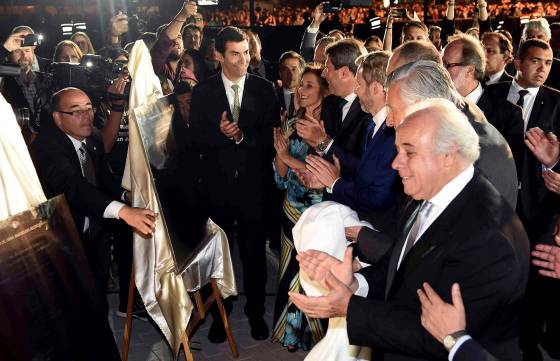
[271,64,329,352]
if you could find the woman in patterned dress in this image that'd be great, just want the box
[271,64,329,352]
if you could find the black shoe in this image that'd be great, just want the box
[249,317,269,341]
[208,319,227,344]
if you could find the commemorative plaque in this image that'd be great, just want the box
[0,195,120,361]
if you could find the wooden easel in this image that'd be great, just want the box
[121,266,239,361]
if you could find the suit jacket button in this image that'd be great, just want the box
[234,170,239,178]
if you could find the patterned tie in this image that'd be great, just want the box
[79,142,96,186]
[231,84,241,123]
[516,89,529,108]
[398,201,434,269]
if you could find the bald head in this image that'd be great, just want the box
[52,87,94,141]
[386,40,442,75]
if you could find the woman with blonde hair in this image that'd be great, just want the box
[70,32,95,55]
[52,40,83,64]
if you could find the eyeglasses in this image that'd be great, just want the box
[443,61,467,69]
[58,107,95,117]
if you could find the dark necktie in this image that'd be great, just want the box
[79,142,96,186]
[288,92,295,118]
[339,98,348,124]
[365,119,376,150]
[516,89,529,108]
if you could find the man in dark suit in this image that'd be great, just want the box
[188,26,279,342]
[30,87,156,312]
[385,57,518,210]
[486,38,560,361]
[521,18,560,91]
[290,99,529,361]
[276,51,304,117]
[245,30,277,82]
[298,51,399,214]
[296,38,370,178]
[442,34,524,178]
[481,32,514,86]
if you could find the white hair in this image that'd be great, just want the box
[403,98,480,165]
[522,18,551,41]
[386,60,463,107]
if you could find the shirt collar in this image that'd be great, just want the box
[283,87,294,96]
[344,93,357,104]
[66,134,86,153]
[372,105,388,127]
[221,71,247,92]
[466,82,484,103]
[428,165,474,211]
[488,69,504,83]
[32,55,40,72]
[511,79,539,96]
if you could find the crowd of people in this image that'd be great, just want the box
[2,0,560,360]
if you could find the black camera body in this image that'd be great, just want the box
[45,54,129,102]
[323,0,342,13]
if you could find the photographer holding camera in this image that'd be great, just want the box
[1,26,51,142]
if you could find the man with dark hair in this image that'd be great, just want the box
[443,34,524,174]
[1,25,51,138]
[188,25,279,343]
[30,87,156,313]
[245,30,276,82]
[481,32,514,85]
[151,1,197,83]
[485,38,560,361]
[277,51,304,117]
[297,38,370,177]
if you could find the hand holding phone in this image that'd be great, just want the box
[21,34,42,47]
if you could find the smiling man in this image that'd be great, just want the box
[290,99,529,361]
[188,26,279,343]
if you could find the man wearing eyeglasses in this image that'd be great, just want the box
[30,87,157,313]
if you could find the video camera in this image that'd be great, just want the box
[323,0,342,13]
[45,54,130,102]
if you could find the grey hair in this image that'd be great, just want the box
[386,60,463,106]
[404,98,480,164]
[522,18,551,41]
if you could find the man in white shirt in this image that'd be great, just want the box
[30,87,156,312]
[290,99,529,361]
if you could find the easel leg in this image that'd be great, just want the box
[121,264,136,361]
[181,331,194,361]
[211,279,239,358]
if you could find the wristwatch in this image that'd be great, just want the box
[316,136,332,152]
[443,330,468,352]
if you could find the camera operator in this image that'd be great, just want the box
[1,26,51,142]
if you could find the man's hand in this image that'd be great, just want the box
[417,283,466,343]
[525,127,560,168]
[543,169,560,194]
[3,32,25,52]
[345,226,363,241]
[181,0,198,19]
[118,206,157,236]
[310,3,327,30]
[289,247,356,318]
[305,154,341,188]
[296,113,327,148]
[293,168,325,189]
[532,244,560,279]
[110,12,129,37]
[219,111,242,142]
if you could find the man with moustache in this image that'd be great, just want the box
[291,99,529,361]
[188,26,279,343]
[151,0,197,82]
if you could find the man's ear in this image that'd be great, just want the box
[215,50,224,63]
[52,112,63,130]
[514,58,521,72]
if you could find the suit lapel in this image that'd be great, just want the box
[215,75,233,120]
[339,98,361,133]
[239,74,257,128]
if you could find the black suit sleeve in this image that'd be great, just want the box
[347,228,524,359]
[300,28,319,62]
[31,141,115,219]
[453,338,499,361]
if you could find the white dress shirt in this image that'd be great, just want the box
[465,82,484,104]
[282,87,294,113]
[355,165,475,295]
[66,135,125,232]
[486,69,506,85]
[221,72,246,144]
[507,80,539,133]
